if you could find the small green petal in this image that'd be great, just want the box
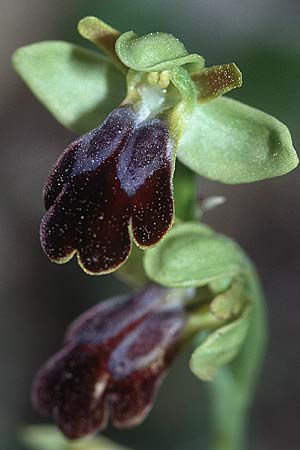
[210,279,245,321]
[167,66,198,144]
[12,41,126,134]
[190,305,251,381]
[115,31,204,72]
[78,16,126,72]
[177,97,299,184]
[192,63,242,102]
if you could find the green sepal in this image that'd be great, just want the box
[20,425,131,450]
[190,305,251,381]
[143,222,245,288]
[115,31,204,72]
[192,63,242,103]
[78,16,126,73]
[12,41,126,134]
[177,96,299,183]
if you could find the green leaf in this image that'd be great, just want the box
[144,222,244,288]
[190,305,251,381]
[20,425,132,450]
[177,97,299,183]
[12,41,126,134]
[115,31,204,72]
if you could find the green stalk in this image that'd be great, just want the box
[209,261,267,450]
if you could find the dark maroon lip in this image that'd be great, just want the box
[32,285,186,439]
[40,106,174,275]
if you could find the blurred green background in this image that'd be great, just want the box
[1,0,300,449]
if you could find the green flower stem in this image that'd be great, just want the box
[185,304,226,338]
[208,260,267,450]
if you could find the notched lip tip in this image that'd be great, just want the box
[49,250,76,265]
[76,244,133,276]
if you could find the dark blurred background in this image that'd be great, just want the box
[1,1,300,449]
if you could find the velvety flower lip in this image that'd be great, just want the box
[32,285,186,439]
[40,106,174,275]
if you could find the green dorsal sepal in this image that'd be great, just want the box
[115,31,204,72]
